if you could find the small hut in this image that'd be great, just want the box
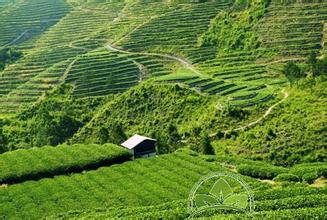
[121,134,156,159]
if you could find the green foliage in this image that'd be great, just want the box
[0,152,224,219]
[217,79,327,166]
[199,0,269,52]
[312,56,327,77]
[0,119,7,153]
[70,82,241,152]
[289,163,327,183]
[254,186,327,201]
[70,81,266,153]
[283,53,327,85]
[154,122,181,154]
[1,84,109,151]
[273,173,300,182]
[307,51,318,71]
[237,164,288,179]
[223,105,249,119]
[282,61,306,85]
[200,133,215,155]
[0,143,130,184]
[0,47,22,70]
[97,121,127,145]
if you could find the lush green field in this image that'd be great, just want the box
[1,149,325,219]
[0,150,224,218]
[0,143,131,184]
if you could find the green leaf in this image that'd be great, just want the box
[210,178,233,201]
[194,194,218,208]
[223,193,248,209]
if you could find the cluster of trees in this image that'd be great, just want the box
[0,119,7,153]
[283,52,327,85]
[1,84,109,152]
[0,47,22,71]
[198,0,270,51]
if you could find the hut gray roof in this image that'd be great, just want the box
[121,134,156,149]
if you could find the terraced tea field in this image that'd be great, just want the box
[0,0,70,47]
[117,1,232,61]
[0,1,125,114]
[1,1,326,114]
[0,1,231,114]
[0,46,85,113]
[0,149,325,219]
[65,48,179,97]
[256,2,327,57]
[0,143,131,184]
[53,187,327,219]
[159,1,327,107]
[0,151,224,218]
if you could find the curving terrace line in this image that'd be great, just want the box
[209,90,289,138]
[105,44,202,76]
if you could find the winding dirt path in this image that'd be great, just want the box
[233,90,289,132]
[224,90,289,134]
[105,43,290,137]
[209,90,289,138]
[104,44,202,75]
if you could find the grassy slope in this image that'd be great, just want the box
[213,77,327,166]
[0,84,110,152]
[69,81,267,151]
[0,143,131,184]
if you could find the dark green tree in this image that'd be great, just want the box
[0,47,22,70]
[105,121,127,145]
[313,56,327,77]
[98,126,109,144]
[283,61,306,85]
[167,123,180,151]
[0,119,7,153]
[109,122,127,144]
[154,133,169,154]
[201,133,215,155]
[307,51,317,72]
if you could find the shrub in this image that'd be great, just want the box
[289,163,327,183]
[0,47,22,70]
[237,164,288,179]
[302,173,319,184]
[273,173,300,182]
[199,0,268,51]
[201,133,215,155]
[0,143,131,184]
[313,56,327,77]
[282,61,306,85]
